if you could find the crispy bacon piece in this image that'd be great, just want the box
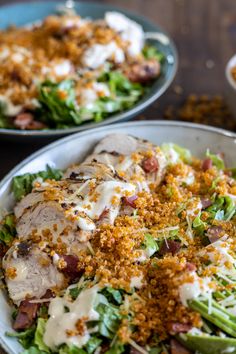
[202,158,213,171]
[125,59,160,83]
[142,156,159,173]
[61,255,82,281]
[123,195,138,208]
[159,240,181,256]
[13,299,39,331]
[200,197,212,209]
[185,262,196,272]
[170,339,191,354]
[207,225,223,243]
[169,322,192,334]
[14,113,46,130]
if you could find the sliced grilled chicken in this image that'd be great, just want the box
[93,134,153,155]
[65,134,167,191]
[14,163,136,253]
[3,243,64,305]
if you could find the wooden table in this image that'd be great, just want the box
[0,1,235,350]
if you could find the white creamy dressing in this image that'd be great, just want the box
[44,285,100,349]
[54,60,72,77]
[105,12,144,56]
[82,41,125,69]
[72,180,136,226]
[80,82,110,108]
[179,272,213,307]
[62,16,88,29]
[0,94,22,116]
[201,238,236,282]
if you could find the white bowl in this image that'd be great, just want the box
[225,54,236,118]
[0,121,236,354]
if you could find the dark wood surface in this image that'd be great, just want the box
[0,0,235,180]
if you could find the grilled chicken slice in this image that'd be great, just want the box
[14,163,135,253]
[66,134,167,191]
[2,243,64,305]
[93,134,153,155]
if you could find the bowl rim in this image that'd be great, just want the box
[1,120,236,188]
[226,53,236,90]
[0,0,178,137]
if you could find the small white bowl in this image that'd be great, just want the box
[225,54,236,118]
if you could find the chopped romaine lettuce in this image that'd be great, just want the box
[12,164,63,201]
[34,318,50,353]
[161,143,192,164]
[0,214,16,245]
[100,287,123,305]
[6,326,36,349]
[206,149,225,170]
[142,233,159,257]
[37,80,82,128]
[142,45,165,62]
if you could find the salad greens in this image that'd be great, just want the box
[37,80,83,128]
[206,149,225,170]
[37,71,144,128]
[0,214,16,245]
[12,164,63,201]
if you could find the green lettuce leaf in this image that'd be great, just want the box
[206,149,225,170]
[0,214,16,245]
[101,287,123,305]
[85,336,102,354]
[6,326,36,349]
[34,318,50,353]
[12,164,63,201]
[142,45,165,62]
[142,233,159,257]
[37,80,82,128]
[161,143,192,164]
[22,347,48,354]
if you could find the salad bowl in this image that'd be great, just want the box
[0,120,236,354]
[0,1,177,141]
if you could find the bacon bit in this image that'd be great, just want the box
[170,339,191,354]
[123,195,138,208]
[13,299,39,330]
[200,197,212,209]
[159,240,181,256]
[142,156,159,173]
[186,262,196,272]
[13,113,33,129]
[202,158,213,171]
[61,255,82,281]
[207,225,224,243]
[168,322,192,334]
[125,59,160,83]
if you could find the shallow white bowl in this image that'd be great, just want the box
[0,121,236,354]
[225,54,236,118]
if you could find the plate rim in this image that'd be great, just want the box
[0,0,178,137]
